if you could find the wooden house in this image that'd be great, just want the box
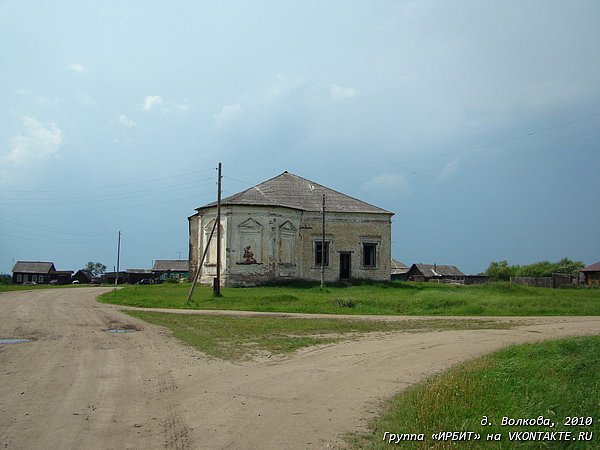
[12,261,73,285]
[406,263,465,283]
[152,260,189,281]
[581,261,600,286]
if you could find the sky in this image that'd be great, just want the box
[1,0,600,275]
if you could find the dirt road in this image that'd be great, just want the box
[1,288,599,449]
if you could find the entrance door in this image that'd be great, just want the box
[339,253,351,280]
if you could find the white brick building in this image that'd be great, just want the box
[188,172,393,286]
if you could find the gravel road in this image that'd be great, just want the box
[1,287,599,449]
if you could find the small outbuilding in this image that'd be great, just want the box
[406,263,465,283]
[581,261,600,286]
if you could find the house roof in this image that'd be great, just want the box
[152,260,189,271]
[196,171,393,215]
[411,264,465,277]
[391,259,409,275]
[73,270,93,280]
[12,261,55,274]
[581,261,600,272]
[126,269,153,274]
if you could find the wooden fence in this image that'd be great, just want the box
[510,274,579,289]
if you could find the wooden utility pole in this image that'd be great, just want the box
[214,162,222,297]
[115,230,121,285]
[321,194,325,288]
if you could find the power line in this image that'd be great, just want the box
[0,167,215,193]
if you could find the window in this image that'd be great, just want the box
[32,275,38,283]
[39,276,44,284]
[363,243,377,268]
[17,274,22,283]
[314,241,330,267]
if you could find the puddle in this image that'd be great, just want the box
[104,329,137,334]
[0,338,31,344]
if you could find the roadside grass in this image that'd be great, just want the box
[0,284,97,293]
[99,281,600,316]
[123,310,512,361]
[351,336,600,449]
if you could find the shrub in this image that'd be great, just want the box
[333,298,356,308]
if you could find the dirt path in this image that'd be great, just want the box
[1,288,599,449]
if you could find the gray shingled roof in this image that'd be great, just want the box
[12,261,55,274]
[391,259,409,275]
[581,261,600,272]
[197,172,393,214]
[413,264,464,277]
[152,260,189,271]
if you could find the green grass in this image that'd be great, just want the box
[99,281,600,316]
[123,310,512,361]
[0,283,97,292]
[351,336,600,449]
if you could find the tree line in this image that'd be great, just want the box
[485,258,584,281]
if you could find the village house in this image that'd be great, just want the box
[391,259,410,280]
[152,260,189,281]
[405,263,465,283]
[188,171,394,286]
[581,261,600,286]
[12,261,73,285]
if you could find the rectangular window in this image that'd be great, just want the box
[17,274,22,283]
[314,241,330,267]
[363,243,377,268]
[39,276,44,284]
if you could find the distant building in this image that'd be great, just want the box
[189,171,394,286]
[405,263,465,283]
[581,261,600,286]
[72,269,93,284]
[125,269,154,284]
[12,261,73,285]
[104,271,127,285]
[391,259,409,280]
[152,260,189,281]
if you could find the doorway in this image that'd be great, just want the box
[339,252,351,280]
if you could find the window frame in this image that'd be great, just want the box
[362,243,377,268]
[314,240,330,267]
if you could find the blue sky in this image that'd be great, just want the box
[1,1,599,275]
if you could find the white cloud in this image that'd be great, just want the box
[362,173,409,195]
[69,63,86,73]
[330,84,360,101]
[142,95,163,112]
[1,117,64,170]
[436,159,460,183]
[212,103,243,129]
[117,114,136,128]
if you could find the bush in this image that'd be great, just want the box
[0,273,12,285]
[333,298,356,308]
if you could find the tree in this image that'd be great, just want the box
[84,262,107,276]
[485,260,517,281]
[0,273,12,285]
[485,258,585,280]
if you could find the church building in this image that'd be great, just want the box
[188,171,393,286]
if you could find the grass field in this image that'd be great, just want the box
[99,281,600,316]
[123,310,513,360]
[0,284,92,293]
[351,335,600,449]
